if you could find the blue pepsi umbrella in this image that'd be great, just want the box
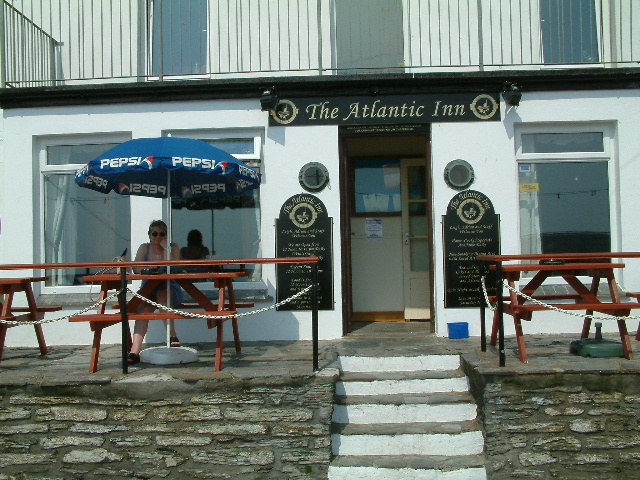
[74,137,260,367]
[75,137,260,198]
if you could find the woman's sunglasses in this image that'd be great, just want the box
[151,231,166,237]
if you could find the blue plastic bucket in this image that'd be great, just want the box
[448,322,469,339]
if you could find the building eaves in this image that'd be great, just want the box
[1,68,639,109]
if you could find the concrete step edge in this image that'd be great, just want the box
[338,355,461,373]
[336,377,470,396]
[334,391,475,406]
[338,369,467,382]
[330,453,487,469]
[331,431,485,457]
[332,419,483,435]
[332,403,478,425]
[328,465,487,480]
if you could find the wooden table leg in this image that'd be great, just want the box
[215,318,224,372]
[490,308,499,346]
[89,325,103,373]
[224,279,242,354]
[514,317,528,363]
[0,323,7,365]
[617,319,634,360]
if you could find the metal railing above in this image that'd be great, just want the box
[2,0,639,88]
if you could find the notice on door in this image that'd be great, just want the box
[275,194,334,310]
[365,218,383,240]
[443,190,500,308]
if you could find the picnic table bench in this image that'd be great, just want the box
[478,254,640,365]
[0,276,62,365]
[75,270,248,373]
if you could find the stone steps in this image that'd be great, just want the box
[329,355,487,480]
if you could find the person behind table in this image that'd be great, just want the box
[128,220,185,364]
[180,229,210,273]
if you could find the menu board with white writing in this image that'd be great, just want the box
[276,194,333,310]
[443,190,500,308]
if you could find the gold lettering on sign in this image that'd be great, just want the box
[306,101,339,120]
[432,101,466,116]
[342,100,425,121]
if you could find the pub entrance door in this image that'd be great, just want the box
[341,132,433,330]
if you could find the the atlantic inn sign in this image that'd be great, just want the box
[269,92,500,126]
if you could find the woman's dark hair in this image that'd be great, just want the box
[148,220,167,235]
[187,229,203,246]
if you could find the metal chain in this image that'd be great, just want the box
[127,284,314,319]
[481,276,640,321]
[480,276,496,311]
[0,285,315,326]
[0,290,123,326]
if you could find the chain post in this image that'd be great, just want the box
[120,267,129,374]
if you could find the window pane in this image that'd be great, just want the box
[152,0,207,76]
[519,162,610,254]
[354,159,401,213]
[47,143,119,165]
[44,173,131,286]
[540,0,599,64]
[522,132,604,153]
[335,0,404,74]
[171,184,261,282]
[171,138,262,281]
[208,138,255,155]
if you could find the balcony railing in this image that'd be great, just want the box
[2,0,639,89]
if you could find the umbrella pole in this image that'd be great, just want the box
[166,173,172,348]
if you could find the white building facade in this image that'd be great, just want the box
[1,0,640,348]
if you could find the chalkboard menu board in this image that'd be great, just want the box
[276,194,333,310]
[443,190,500,308]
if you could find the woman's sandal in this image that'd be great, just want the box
[170,336,181,347]
[127,353,140,365]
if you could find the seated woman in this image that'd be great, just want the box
[180,229,211,274]
[128,220,185,364]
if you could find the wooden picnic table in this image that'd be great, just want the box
[478,253,640,366]
[0,276,61,365]
[71,270,247,373]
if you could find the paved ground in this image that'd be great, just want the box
[2,321,640,385]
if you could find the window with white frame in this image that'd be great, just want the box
[516,125,612,255]
[167,130,263,283]
[40,136,132,288]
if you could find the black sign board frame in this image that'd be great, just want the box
[269,93,500,127]
[443,190,500,308]
[276,194,334,310]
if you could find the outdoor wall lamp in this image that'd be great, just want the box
[260,87,279,112]
[502,82,522,107]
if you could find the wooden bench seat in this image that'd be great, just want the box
[509,302,640,313]
[69,309,240,373]
[110,302,254,310]
[71,311,237,322]
[489,294,583,302]
[10,305,62,313]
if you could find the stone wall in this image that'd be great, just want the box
[465,367,640,480]
[0,374,335,479]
